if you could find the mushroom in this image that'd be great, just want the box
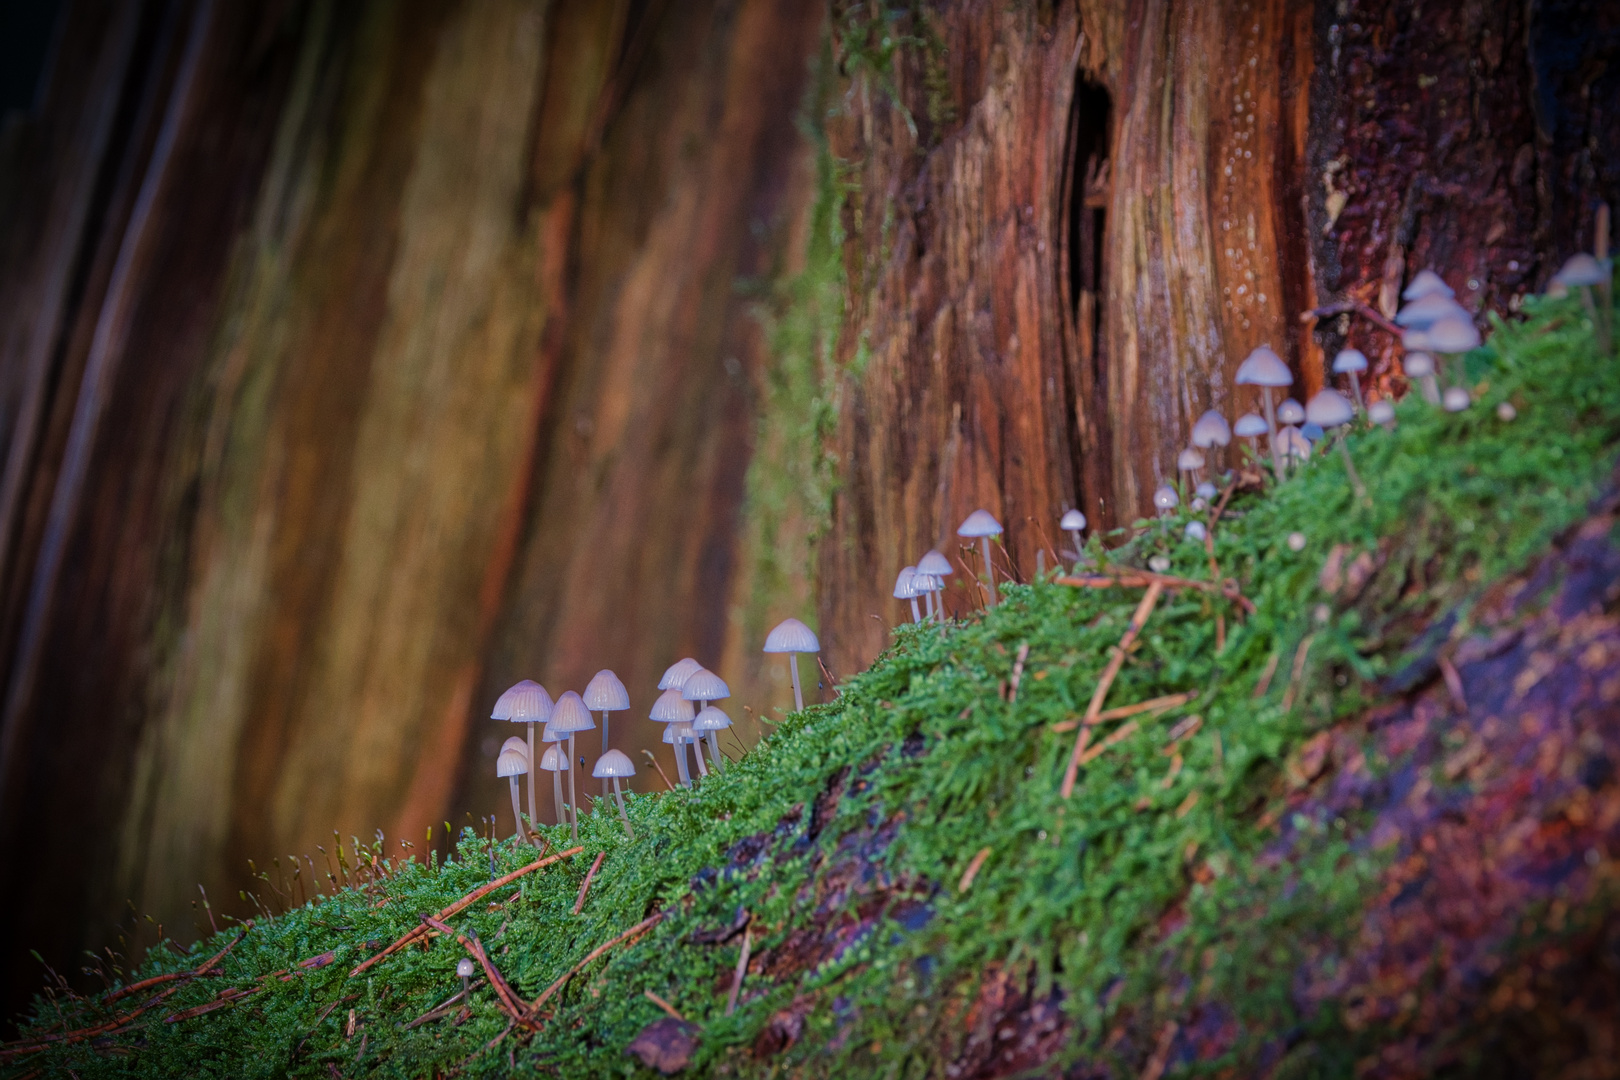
[538,743,570,825]
[1274,426,1312,473]
[1402,350,1441,405]
[1301,421,1324,445]
[1305,389,1367,501]
[1368,399,1396,429]
[1235,345,1294,482]
[457,957,475,1001]
[1496,401,1517,422]
[1287,531,1307,552]
[591,750,636,838]
[1153,484,1179,515]
[1331,349,1369,416]
[1184,520,1207,542]
[1402,269,1454,301]
[496,736,529,841]
[681,669,731,772]
[649,687,696,787]
[546,691,595,842]
[1423,314,1482,388]
[692,705,733,779]
[1233,413,1270,465]
[583,669,631,798]
[674,722,707,777]
[1177,447,1206,487]
[492,680,553,839]
[763,617,820,711]
[1551,254,1611,353]
[1395,292,1470,330]
[1060,509,1087,568]
[1194,481,1217,501]
[1276,398,1305,427]
[1443,386,1471,412]
[1148,555,1171,573]
[1191,409,1232,452]
[916,549,954,620]
[956,510,1004,606]
[658,657,704,692]
[893,565,922,623]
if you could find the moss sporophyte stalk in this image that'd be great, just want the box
[6,291,1619,1076]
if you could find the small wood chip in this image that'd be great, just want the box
[958,847,992,893]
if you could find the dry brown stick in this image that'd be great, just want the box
[1301,299,1402,337]
[105,925,248,1004]
[957,847,992,893]
[573,852,606,915]
[1049,690,1196,733]
[1252,651,1281,699]
[1061,581,1163,798]
[1279,635,1315,712]
[725,925,752,1016]
[350,846,581,977]
[0,986,184,1057]
[643,990,685,1021]
[1077,720,1140,767]
[421,917,528,1022]
[1056,570,1254,614]
[641,750,675,792]
[518,912,664,1026]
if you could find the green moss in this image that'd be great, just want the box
[8,296,1618,1077]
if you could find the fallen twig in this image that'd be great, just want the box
[1062,581,1164,798]
[958,847,992,893]
[643,990,685,1021]
[1055,570,1253,615]
[106,926,248,1003]
[1077,720,1139,766]
[573,852,606,915]
[400,983,480,1030]
[1280,634,1315,712]
[1301,299,1402,337]
[725,924,752,1016]
[421,917,527,1022]
[517,912,665,1029]
[350,846,581,977]
[1050,691,1195,733]
[1252,651,1281,699]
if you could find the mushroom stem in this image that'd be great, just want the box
[611,778,634,839]
[787,654,804,712]
[508,776,523,842]
[526,723,537,837]
[674,742,691,787]
[552,769,565,827]
[707,731,725,773]
[980,537,995,606]
[1419,372,1441,405]
[1261,387,1283,483]
[1335,436,1369,503]
[1347,371,1365,417]
[566,734,579,842]
[601,712,610,799]
[1067,528,1082,569]
[693,738,709,777]
[908,596,921,623]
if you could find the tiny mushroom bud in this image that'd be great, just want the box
[1402,350,1441,405]
[1287,531,1307,552]
[582,670,630,795]
[457,957,475,999]
[1233,413,1270,464]
[957,510,1004,606]
[492,680,553,840]
[1443,386,1471,412]
[591,749,636,838]
[1153,485,1179,514]
[1331,348,1369,415]
[496,737,529,841]
[1275,426,1312,471]
[763,617,820,711]
[1235,345,1294,482]
[894,565,921,623]
[1148,555,1171,573]
[1190,409,1232,450]
[1184,520,1207,542]
[916,549,954,620]
[1496,400,1517,422]
[538,743,570,825]
[1276,398,1305,427]
[1402,269,1454,301]
[1177,446,1206,486]
[649,688,696,787]
[691,705,733,783]
[1424,314,1482,387]
[1368,399,1396,428]
[1305,389,1367,501]
[1195,481,1217,501]
[681,669,731,772]
[546,692,595,842]
[1060,508,1087,568]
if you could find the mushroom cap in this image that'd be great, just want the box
[657,658,704,691]
[492,679,554,723]
[681,668,730,702]
[1276,425,1311,460]
[1301,422,1325,443]
[893,566,918,599]
[497,737,529,777]
[539,720,565,743]
[582,669,630,712]
[1194,481,1217,500]
[1401,326,1434,351]
[1177,447,1206,471]
[1233,412,1270,437]
[1148,555,1171,573]
[671,722,697,743]
[1496,400,1517,422]
[1368,399,1396,424]
[956,509,1003,537]
[1287,531,1307,552]
[660,723,681,745]
[764,617,819,654]
[1276,398,1306,426]
[649,687,696,723]
[1184,520,1207,542]
[1234,346,1293,386]
[1395,293,1470,329]
[1443,386,1472,412]
[1060,508,1087,531]
[1552,253,1608,287]
[1402,269,1454,301]
[546,691,596,734]
[1305,389,1355,428]
[915,548,953,576]
[1425,314,1481,353]
[1402,351,1435,378]
[1332,348,1369,374]
[539,744,570,771]
[591,749,635,779]
[1153,485,1179,510]
[1190,409,1232,448]
[692,705,732,732]
[457,958,476,978]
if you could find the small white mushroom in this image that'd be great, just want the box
[681,669,731,772]
[496,737,529,841]
[591,750,636,838]
[1402,269,1454,301]
[1402,350,1441,405]
[538,743,570,826]
[546,692,596,842]
[1194,481,1217,501]
[1184,520,1207,542]
[1331,349,1369,415]
[1059,509,1087,568]
[658,657,704,692]
[1287,531,1307,552]
[672,722,706,777]
[692,705,733,780]
[1368,399,1396,429]
[1275,426,1312,472]
[1276,398,1306,427]
[917,549,954,619]
[1148,555,1171,573]
[763,617,820,711]
[1395,293,1470,330]
[1233,413,1270,464]
[893,565,921,623]
[649,688,696,787]
[1235,346,1294,482]
[1305,389,1367,501]
[1552,253,1612,354]
[1190,410,1232,450]
[956,510,1004,606]
[492,680,553,840]
[1496,401,1517,422]
[1424,315,1482,387]
[583,670,629,798]
[1443,386,1471,412]
[1177,446,1206,487]
[457,956,475,1000]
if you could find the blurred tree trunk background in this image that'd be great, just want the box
[0,0,1612,1023]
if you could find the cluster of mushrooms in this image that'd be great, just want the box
[892,509,1010,621]
[487,620,822,841]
